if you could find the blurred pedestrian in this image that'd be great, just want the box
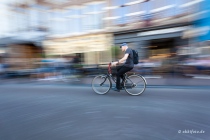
[0,58,6,79]
[71,55,82,75]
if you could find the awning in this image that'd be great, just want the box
[138,26,190,36]
[0,31,47,47]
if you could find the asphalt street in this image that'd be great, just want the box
[0,85,209,140]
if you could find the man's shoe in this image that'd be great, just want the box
[112,87,120,92]
[120,87,124,90]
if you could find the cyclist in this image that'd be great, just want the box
[112,43,134,92]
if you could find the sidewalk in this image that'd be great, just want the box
[1,75,210,87]
[81,76,210,86]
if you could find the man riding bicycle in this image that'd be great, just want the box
[112,43,134,92]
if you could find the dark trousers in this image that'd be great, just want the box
[116,66,133,89]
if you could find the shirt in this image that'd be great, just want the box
[123,48,134,68]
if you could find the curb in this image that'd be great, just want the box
[1,83,210,89]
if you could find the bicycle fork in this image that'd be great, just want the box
[99,75,111,86]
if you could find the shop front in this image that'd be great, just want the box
[113,23,191,75]
[0,31,46,78]
[43,33,113,65]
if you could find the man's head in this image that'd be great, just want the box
[120,43,128,52]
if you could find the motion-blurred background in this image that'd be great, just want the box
[0,0,210,85]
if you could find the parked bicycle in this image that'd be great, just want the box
[91,63,147,96]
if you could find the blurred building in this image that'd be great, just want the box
[41,0,113,65]
[1,0,209,72]
[104,0,204,60]
[0,0,48,70]
[0,0,114,71]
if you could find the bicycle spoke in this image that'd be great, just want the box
[92,75,111,94]
[124,75,146,96]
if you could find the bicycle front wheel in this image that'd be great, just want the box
[124,75,146,96]
[91,75,111,95]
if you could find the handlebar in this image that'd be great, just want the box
[108,62,112,74]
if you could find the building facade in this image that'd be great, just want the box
[105,0,203,60]
[1,0,115,68]
[42,0,113,65]
[0,0,49,70]
[1,0,208,69]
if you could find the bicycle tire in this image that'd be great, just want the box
[92,75,111,95]
[124,75,146,96]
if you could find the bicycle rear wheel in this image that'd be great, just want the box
[124,75,146,96]
[92,75,111,95]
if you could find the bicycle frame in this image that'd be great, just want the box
[103,63,127,85]
[108,63,117,83]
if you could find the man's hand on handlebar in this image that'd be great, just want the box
[111,61,118,66]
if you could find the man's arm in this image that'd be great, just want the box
[118,53,129,64]
[111,53,129,66]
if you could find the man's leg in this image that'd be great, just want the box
[116,65,124,80]
[116,66,132,89]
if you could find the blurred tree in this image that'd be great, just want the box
[111,46,121,60]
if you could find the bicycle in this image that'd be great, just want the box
[91,63,147,96]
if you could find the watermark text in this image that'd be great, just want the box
[178,129,205,134]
